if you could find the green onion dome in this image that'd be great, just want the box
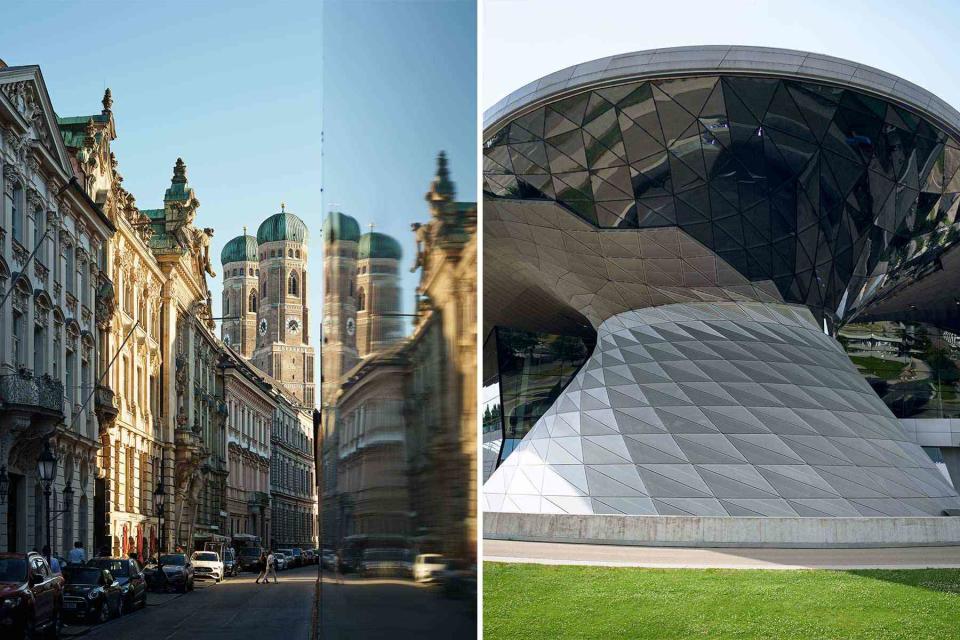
[322,211,361,244]
[257,207,309,244]
[358,231,402,261]
[220,233,258,264]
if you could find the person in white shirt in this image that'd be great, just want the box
[265,550,278,584]
[67,541,86,565]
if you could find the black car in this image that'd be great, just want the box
[222,549,238,577]
[86,558,147,611]
[61,566,123,623]
[235,547,263,573]
[0,551,64,638]
[144,555,194,593]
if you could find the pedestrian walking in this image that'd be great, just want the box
[255,550,268,584]
[67,541,86,565]
[265,550,279,584]
[42,545,61,574]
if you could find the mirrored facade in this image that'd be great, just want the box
[484,76,960,327]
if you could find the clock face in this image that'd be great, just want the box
[223,334,232,346]
[346,317,356,336]
[287,318,300,334]
[258,318,268,336]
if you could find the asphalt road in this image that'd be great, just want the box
[317,572,475,639]
[74,566,316,640]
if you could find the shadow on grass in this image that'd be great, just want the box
[845,568,960,595]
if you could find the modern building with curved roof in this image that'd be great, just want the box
[482,46,960,545]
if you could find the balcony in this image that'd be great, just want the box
[94,384,119,430]
[0,371,64,418]
[247,491,270,508]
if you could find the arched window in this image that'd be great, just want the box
[223,294,229,315]
[288,249,293,258]
[288,271,299,297]
[357,287,366,311]
[296,250,301,258]
[261,280,267,297]
[248,267,253,276]
[9,183,23,243]
[248,290,257,313]
[349,279,354,296]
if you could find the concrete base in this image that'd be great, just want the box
[484,512,960,548]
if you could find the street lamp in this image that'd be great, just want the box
[154,477,165,556]
[37,441,57,556]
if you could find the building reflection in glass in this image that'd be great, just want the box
[483,327,591,476]
[840,321,960,419]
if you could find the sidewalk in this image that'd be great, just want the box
[484,539,960,569]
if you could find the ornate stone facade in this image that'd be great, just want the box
[0,65,115,556]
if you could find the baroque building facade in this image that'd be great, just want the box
[0,64,115,556]
[57,87,167,559]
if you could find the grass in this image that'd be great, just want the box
[850,356,907,379]
[484,563,960,639]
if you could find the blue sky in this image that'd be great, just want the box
[0,0,476,353]
[484,0,960,112]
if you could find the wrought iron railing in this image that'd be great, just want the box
[0,371,64,414]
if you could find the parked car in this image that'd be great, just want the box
[436,560,476,600]
[321,549,337,570]
[277,549,295,570]
[149,554,194,593]
[236,547,263,573]
[274,552,288,571]
[191,551,224,583]
[0,551,64,638]
[62,566,123,623]
[86,558,147,611]
[361,548,412,578]
[290,548,303,568]
[303,549,315,565]
[222,549,238,577]
[413,554,447,583]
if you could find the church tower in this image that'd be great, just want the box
[321,211,360,407]
[356,229,404,357]
[252,205,315,406]
[220,228,259,357]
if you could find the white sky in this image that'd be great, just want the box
[482,0,960,113]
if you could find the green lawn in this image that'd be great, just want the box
[850,355,907,379]
[484,563,960,639]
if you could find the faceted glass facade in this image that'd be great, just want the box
[484,76,960,324]
[485,327,590,469]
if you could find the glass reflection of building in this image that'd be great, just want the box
[483,328,591,475]
[840,321,960,419]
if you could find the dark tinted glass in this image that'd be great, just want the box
[0,558,27,582]
[484,75,960,326]
[63,567,102,584]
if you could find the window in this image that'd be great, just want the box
[66,348,76,409]
[223,294,229,316]
[296,250,301,258]
[271,250,276,258]
[34,208,46,254]
[261,280,267,297]
[357,287,365,311]
[248,290,257,313]
[66,248,75,295]
[10,183,23,244]
[33,323,45,376]
[12,309,24,368]
[248,267,253,276]
[288,248,293,258]
[288,271,299,297]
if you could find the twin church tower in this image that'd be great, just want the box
[220,206,315,406]
[219,205,404,409]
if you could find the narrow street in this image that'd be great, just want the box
[317,572,475,639]
[60,565,475,639]
[71,566,316,640]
